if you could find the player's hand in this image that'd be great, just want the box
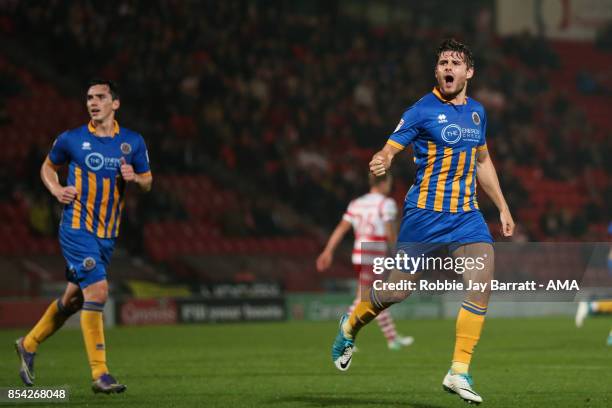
[316,251,333,272]
[369,154,388,176]
[500,208,515,237]
[54,185,78,204]
[119,157,136,182]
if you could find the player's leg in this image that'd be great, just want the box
[59,227,125,393]
[347,265,362,315]
[442,242,494,405]
[332,208,434,369]
[576,299,612,327]
[348,267,415,338]
[362,267,413,350]
[15,281,83,386]
[81,278,126,394]
[81,279,109,381]
[22,282,83,352]
[332,267,416,370]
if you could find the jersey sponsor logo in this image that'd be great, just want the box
[437,114,447,123]
[472,111,481,125]
[394,118,404,132]
[441,124,481,144]
[441,124,462,144]
[83,257,96,271]
[82,142,91,150]
[120,142,132,154]
[85,153,105,171]
[85,152,123,171]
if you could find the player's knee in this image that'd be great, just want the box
[372,288,410,309]
[66,294,84,314]
[83,280,109,303]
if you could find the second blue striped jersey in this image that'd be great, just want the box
[387,88,487,213]
[47,121,151,238]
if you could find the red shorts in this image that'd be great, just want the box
[353,264,376,289]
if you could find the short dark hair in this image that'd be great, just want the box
[436,38,474,69]
[369,172,391,187]
[87,79,120,100]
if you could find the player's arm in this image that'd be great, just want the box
[119,157,153,192]
[40,157,77,204]
[475,148,515,237]
[316,219,352,272]
[369,143,403,176]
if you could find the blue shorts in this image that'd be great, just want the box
[399,206,493,244]
[59,226,116,289]
[396,207,493,265]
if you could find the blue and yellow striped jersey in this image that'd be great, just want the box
[387,88,487,213]
[48,121,151,238]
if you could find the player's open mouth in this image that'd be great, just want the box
[444,75,454,85]
[91,109,100,114]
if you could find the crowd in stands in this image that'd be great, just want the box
[0,0,609,258]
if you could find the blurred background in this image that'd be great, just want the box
[0,0,610,326]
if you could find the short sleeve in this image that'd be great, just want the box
[48,131,70,165]
[477,109,487,151]
[381,198,397,222]
[132,135,151,174]
[387,105,421,150]
[342,200,355,224]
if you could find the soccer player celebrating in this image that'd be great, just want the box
[15,79,152,394]
[316,173,414,350]
[331,39,515,405]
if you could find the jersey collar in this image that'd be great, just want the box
[432,87,468,105]
[88,120,120,137]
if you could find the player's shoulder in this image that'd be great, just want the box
[56,125,88,143]
[118,126,144,141]
[467,97,486,114]
[118,126,147,151]
[350,193,371,208]
[401,92,439,115]
[380,195,397,209]
[383,195,397,205]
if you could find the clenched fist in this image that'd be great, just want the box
[54,186,78,204]
[119,157,136,181]
[369,153,388,176]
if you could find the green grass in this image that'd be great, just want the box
[1,317,612,407]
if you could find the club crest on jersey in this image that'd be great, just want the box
[120,143,132,154]
[394,118,404,132]
[83,257,96,271]
[81,142,91,150]
[441,124,462,144]
[472,112,481,125]
[437,114,447,124]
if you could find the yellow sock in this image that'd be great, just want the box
[452,301,487,374]
[81,302,108,380]
[344,299,383,339]
[593,300,612,313]
[23,299,70,353]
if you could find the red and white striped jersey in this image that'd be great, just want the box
[342,193,397,265]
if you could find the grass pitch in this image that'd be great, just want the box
[1,317,611,407]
